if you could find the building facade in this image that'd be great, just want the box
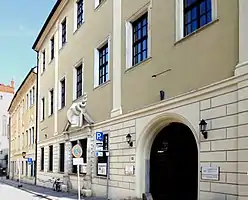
[0,80,14,169]
[8,67,37,184]
[32,0,248,199]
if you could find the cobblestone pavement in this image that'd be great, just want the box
[0,177,105,200]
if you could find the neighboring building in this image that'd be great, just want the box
[8,67,37,184]
[0,80,14,169]
[32,0,248,199]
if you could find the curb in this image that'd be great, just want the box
[0,179,57,200]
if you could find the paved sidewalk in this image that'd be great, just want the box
[0,177,105,200]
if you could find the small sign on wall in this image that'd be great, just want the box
[97,163,107,176]
[201,166,220,181]
[124,165,135,175]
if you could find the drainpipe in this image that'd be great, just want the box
[34,51,39,185]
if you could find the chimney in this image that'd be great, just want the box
[10,79,14,88]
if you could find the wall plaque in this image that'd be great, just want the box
[201,166,220,181]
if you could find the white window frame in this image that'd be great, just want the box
[48,88,54,116]
[74,0,85,32]
[94,0,102,9]
[32,87,35,105]
[125,3,152,69]
[59,17,67,49]
[26,93,29,110]
[29,89,33,106]
[42,49,46,73]
[40,97,45,121]
[50,36,55,61]
[73,59,84,100]
[175,0,217,41]
[58,76,66,109]
[94,36,111,88]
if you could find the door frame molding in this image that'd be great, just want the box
[135,112,200,199]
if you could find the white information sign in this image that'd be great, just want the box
[73,158,84,166]
[201,166,220,180]
[98,163,107,176]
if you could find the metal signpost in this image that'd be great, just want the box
[72,144,83,200]
[95,132,110,200]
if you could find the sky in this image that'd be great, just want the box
[0,0,56,90]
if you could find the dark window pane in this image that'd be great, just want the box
[132,13,148,65]
[98,44,108,85]
[183,0,212,36]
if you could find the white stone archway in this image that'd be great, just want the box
[135,112,200,198]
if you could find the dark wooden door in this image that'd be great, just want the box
[150,123,198,200]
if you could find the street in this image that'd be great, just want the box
[0,182,50,199]
[0,178,105,200]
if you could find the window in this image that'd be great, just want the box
[97,134,108,176]
[98,44,109,85]
[183,0,212,36]
[49,145,53,171]
[60,79,65,108]
[26,94,29,109]
[26,161,28,176]
[77,0,84,28]
[71,140,87,174]
[71,141,77,174]
[31,162,34,177]
[40,147,44,171]
[22,161,24,175]
[32,87,35,104]
[42,50,46,72]
[132,13,148,66]
[41,98,45,120]
[59,143,65,172]
[94,40,109,87]
[76,65,82,98]
[32,127,35,144]
[95,0,104,8]
[49,89,54,115]
[79,138,87,174]
[26,130,28,146]
[29,128,32,145]
[30,89,33,106]
[50,36,54,60]
[61,19,67,46]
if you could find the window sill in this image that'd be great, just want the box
[69,173,86,177]
[48,58,55,65]
[48,113,54,118]
[95,175,107,179]
[72,95,83,103]
[58,106,66,112]
[93,80,110,91]
[94,0,107,11]
[73,21,85,35]
[59,42,67,53]
[174,19,219,46]
[125,56,152,74]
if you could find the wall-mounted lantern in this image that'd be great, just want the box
[199,119,208,139]
[126,134,133,147]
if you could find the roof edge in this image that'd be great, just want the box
[32,0,62,51]
[8,67,37,113]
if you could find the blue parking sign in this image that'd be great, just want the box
[96,132,103,141]
[27,158,32,163]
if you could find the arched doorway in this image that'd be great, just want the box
[150,122,198,200]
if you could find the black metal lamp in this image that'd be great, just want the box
[126,134,133,147]
[199,119,208,139]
